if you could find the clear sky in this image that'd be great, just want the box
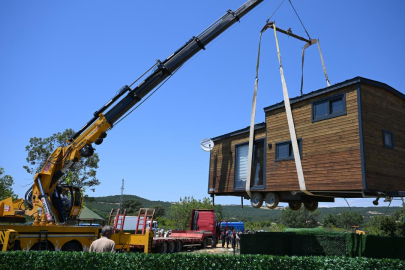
[1,0,404,209]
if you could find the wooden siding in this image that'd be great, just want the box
[265,85,363,191]
[361,84,405,191]
[208,128,266,194]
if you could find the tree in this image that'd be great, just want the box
[123,199,142,215]
[150,205,166,218]
[323,211,363,229]
[23,129,100,189]
[0,167,16,200]
[367,215,404,236]
[168,196,220,230]
[280,207,320,228]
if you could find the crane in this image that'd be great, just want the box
[0,0,263,252]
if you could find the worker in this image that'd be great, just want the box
[225,229,230,248]
[221,230,225,248]
[89,225,116,252]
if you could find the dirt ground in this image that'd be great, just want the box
[183,243,240,255]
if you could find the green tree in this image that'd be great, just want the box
[367,215,404,236]
[323,211,363,229]
[150,205,166,218]
[23,129,100,189]
[281,207,320,228]
[0,167,16,200]
[168,196,220,230]
[123,199,142,215]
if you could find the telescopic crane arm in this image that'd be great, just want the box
[14,0,264,225]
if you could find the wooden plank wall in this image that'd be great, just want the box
[361,84,405,191]
[208,129,266,195]
[265,85,363,191]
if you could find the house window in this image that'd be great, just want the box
[235,144,248,190]
[312,94,346,122]
[382,130,394,149]
[275,139,302,161]
[234,140,265,190]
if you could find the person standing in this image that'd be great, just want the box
[225,229,230,248]
[221,230,225,248]
[89,226,116,253]
[231,230,236,249]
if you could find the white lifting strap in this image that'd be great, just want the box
[246,32,263,198]
[272,23,313,196]
[300,39,330,95]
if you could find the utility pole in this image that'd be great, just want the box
[119,179,124,210]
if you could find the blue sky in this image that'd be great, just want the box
[1,0,404,208]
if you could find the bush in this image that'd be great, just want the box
[0,252,403,270]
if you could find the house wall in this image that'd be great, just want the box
[361,84,405,192]
[265,85,363,191]
[208,128,266,195]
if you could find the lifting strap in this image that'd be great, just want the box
[272,22,313,196]
[300,39,330,95]
[245,32,264,198]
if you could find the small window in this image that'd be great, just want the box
[312,94,346,122]
[382,130,394,149]
[275,139,302,161]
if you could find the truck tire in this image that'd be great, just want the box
[212,237,217,248]
[176,241,183,252]
[201,238,207,249]
[159,242,168,254]
[250,192,264,208]
[265,192,280,209]
[168,241,176,253]
[61,242,82,252]
[288,201,301,211]
[304,201,318,212]
[30,241,55,251]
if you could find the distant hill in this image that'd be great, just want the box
[85,195,173,219]
[85,195,402,222]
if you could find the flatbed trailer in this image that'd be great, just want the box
[151,230,216,253]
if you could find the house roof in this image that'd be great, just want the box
[263,76,404,113]
[211,77,403,142]
[78,206,105,221]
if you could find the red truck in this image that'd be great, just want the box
[153,209,220,253]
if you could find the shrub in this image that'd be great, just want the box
[0,252,403,270]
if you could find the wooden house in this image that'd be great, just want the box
[208,77,405,211]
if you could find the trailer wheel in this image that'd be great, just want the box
[304,201,318,212]
[250,192,264,208]
[159,242,168,254]
[61,242,82,252]
[288,201,301,211]
[176,241,183,252]
[201,238,207,249]
[265,192,280,209]
[168,241,176,253]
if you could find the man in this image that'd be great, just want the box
[89,225,115,252]
[225,229,230,248]
[221,230,225,248]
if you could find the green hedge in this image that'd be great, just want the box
[0,252,403,270]
[241,232,405,260]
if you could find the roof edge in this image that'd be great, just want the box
[211,122,266,142]
[263,76,404,113]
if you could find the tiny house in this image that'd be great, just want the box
[208,77,405,210]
